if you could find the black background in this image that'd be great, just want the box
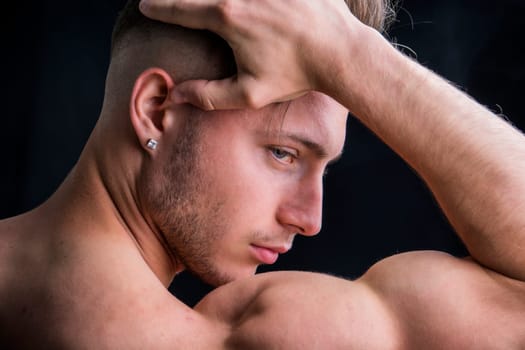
[2,0,524,305]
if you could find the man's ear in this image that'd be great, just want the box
[130,67,175,153]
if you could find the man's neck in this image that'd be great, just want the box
[38,139,182,287]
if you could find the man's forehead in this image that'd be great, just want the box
[206,92,347,160]
[259,92,348,158]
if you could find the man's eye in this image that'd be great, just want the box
[270,147,295,164]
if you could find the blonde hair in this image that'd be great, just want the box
[345,0,397,32]
[112,0,396,53]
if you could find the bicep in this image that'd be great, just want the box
[362,251,525,349]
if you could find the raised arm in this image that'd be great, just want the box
[139,0,525,281]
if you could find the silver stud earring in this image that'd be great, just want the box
[146,139,158,150]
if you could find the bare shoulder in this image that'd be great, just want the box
[0,215,228,349]
[362,250,525,349]
[0,216,24,295]
[198,270,404,349]
[198,252,525,349]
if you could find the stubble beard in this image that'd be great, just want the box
[144,117,235,287]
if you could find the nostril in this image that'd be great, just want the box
[285,223,304,236]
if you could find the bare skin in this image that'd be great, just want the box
[0,88,346,348]
[1,0,524,349]
[139,0,525,348]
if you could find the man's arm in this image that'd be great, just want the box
[195,270,404,349]
[333,28,525,281]
[139,0,525,281]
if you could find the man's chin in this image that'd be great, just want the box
[196,266,258,287]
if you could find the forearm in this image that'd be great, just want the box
[334,26,525,280]
[138,0,525,279]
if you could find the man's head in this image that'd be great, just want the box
[108,0,394,90]
[97,0,391,286]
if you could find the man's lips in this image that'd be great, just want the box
[250,244,290,264]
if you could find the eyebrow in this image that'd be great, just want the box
[264,131,343,164]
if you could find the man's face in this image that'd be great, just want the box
[144,92,347,286]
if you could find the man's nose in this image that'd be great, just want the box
[277,177,323,237]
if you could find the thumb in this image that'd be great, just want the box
[173,77,271,111]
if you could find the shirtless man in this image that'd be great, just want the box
[1,0,524,348]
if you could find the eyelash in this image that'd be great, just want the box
[268,146,332,177]
[269,146,297,164]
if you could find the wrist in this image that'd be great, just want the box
[321,24,421,123]
[308,12,368,97]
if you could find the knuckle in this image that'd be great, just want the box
[199,94,217,111]
[214,0,236,25]
[240,88,265,109]
[167,1,183,21]
[191,81,217,111]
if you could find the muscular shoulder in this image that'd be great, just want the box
[199,252,525,349]
[198,271,403,349]
[362,250,525,349]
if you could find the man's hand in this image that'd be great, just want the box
[139,0,364,110]
[140,0,525,282]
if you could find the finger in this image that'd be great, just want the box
[174,77,273,111]
[139,0,221,31]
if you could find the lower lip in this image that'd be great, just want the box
[250,245,279,265]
